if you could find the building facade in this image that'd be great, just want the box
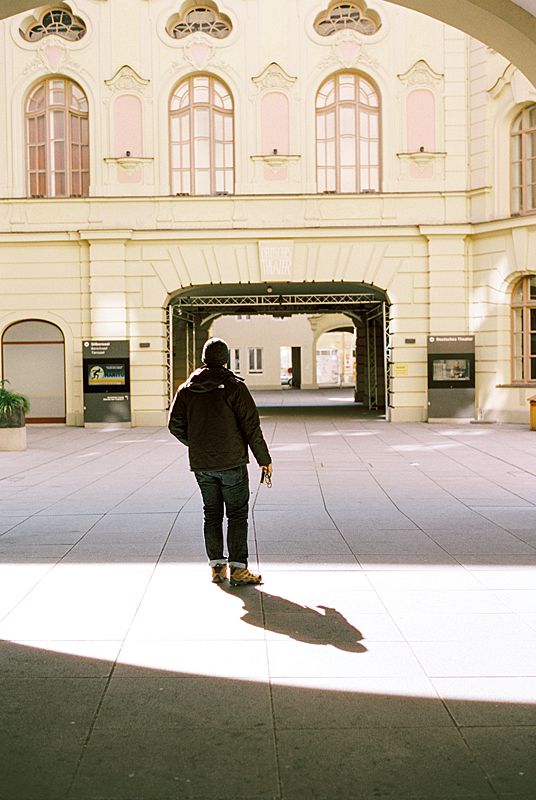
[0,0,535,425]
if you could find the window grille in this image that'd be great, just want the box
[316,71,380,193]
[511,104,536,215]
[512,276,536,383]
[314,2,381,37]
[26,78,89,198]
[167,4,232,39]
[21,8,86,42]
[170,75,234,196]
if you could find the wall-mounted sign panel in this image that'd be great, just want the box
[82,340,131,424]
[427,335,475,420]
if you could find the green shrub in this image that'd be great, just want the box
[0,380,30,419]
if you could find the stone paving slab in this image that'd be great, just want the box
[1,407,536,799]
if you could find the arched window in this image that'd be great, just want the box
[512,276,536,383]
[511,104,536,215]
[167,3,232,39]
[26,78,89,198]
[316,71,380,194]
[20,7,87,42]
[170,75,234,195]
[314,1,381,36]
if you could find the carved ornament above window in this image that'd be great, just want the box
[314,1,381,37]
[167,2,232,40]
[20,6,87,43]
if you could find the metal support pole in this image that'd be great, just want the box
[167,305,173,406]
[383,301,391,422]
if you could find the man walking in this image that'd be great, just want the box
[168,337,272,586]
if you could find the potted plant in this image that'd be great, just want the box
[0,380,30,451]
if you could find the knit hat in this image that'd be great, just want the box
[201,337,229,367]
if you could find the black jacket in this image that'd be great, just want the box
[168,366,271,471]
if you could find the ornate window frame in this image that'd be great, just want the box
[166,2,232,40]
[511,275,536,384]
[169,73,234,196]
[511,104,536,216]
[19,5,87,43]
[25,76,90,198]
[313,1,381,37]
[315,70,381,194]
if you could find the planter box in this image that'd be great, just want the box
[0,409,27,451]
[0,426,27,451]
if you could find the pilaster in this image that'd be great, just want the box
[422,226,471,335]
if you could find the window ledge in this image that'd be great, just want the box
[396,151,447,166]
[250,154,301,171]
[104,156,153,173]
[496,383,536,388]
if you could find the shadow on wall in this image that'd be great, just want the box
[1,635,536,798]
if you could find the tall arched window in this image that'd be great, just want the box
[170,75,234,196]
[26,78,89,198]
[316,71,380,194]
[512,275,536,383]
[511,104,536,215]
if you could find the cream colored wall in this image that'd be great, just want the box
[210,314,316,389]
[0,1,534,425]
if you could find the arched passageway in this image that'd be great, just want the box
[2,1,536,86]
[167,282,391,416]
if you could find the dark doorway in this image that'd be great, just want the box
[291,346,302,389]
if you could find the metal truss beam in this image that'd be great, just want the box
[172,293,383,312]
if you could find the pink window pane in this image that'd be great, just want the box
[194,138,210,170]
[339,74,355,102]
[50,80,65,105]
[193,77,209,104]
[28,85,45,113]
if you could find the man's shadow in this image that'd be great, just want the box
[217,583,367,653]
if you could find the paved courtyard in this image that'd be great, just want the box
[1,396,536,799]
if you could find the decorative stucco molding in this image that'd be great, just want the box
[104,156,153,173]
[488,63,517,99]
[397,151,446,168]
[488,63,536,103]
[22,36,86,78]
[105,65,150,95]
[251,154,301,171]
[251,62,297,91]
[318,34,379,73]
[397,59,444,88]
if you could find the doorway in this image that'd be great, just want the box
[1,320,66,423]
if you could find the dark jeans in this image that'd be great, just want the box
[194,465,250,567]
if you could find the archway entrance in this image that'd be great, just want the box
[167,282,391,416]
[1,320,66,423]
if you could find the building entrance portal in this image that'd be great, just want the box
[167,283,391,416]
